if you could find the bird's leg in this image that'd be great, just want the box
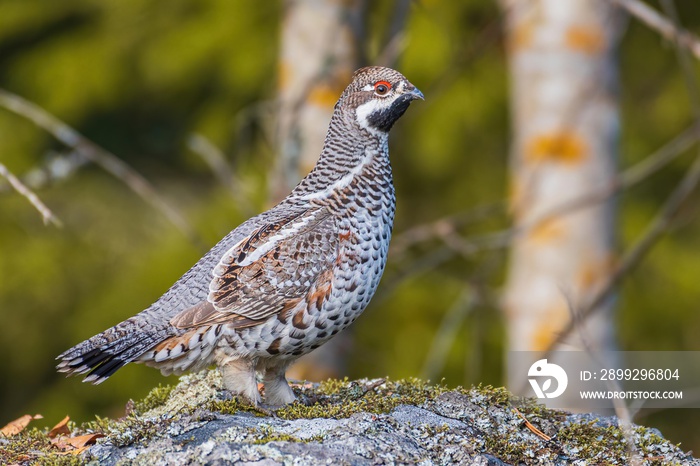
[262,362,296,406]
[219,358,260,406]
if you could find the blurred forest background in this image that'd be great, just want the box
[2,0,700,453]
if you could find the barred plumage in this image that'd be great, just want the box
[57,66,423,406]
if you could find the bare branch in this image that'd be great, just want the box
[420,288,476,380]
[188,134,236,191]
[563,296,644,465]
[610,0,700,60]
[0,161,61,227]
[391,202,505,256]
[375,0,412,67]
[391,122,700,261]
[187,133,254,216]
[517,122,700,238]
[547,151,700,353]
[660,0,700,115]
[0,88,203,247]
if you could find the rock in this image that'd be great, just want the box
[51,371,700,465]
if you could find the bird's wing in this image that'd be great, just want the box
[170,207,339,329]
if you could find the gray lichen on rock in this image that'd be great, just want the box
[4,370,698,465]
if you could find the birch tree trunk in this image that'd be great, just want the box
[274,0,364,200]
[500,1,622,394]
[276,0,364,380]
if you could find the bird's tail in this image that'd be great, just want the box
[56,316,171,384]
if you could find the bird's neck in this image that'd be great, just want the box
[288,109,390,201]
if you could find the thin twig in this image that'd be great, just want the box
[513,406,551,441]
[0,162,61,226]
[547,152,700,353]
[421,288,476,380]
[391,202,505,256]
[609,0,700,60]
[375,0,411,67]
[187,133,254,216]
[188,134,237,192]
[660,0,700,115]
[562,293,643,464]
[0,150,89,194]
[0,88,203,247]
[516,122,700,237]
[396,122,700,259]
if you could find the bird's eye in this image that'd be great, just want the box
[374,81,392,96]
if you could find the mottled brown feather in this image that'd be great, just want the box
[170,207,339,331]
[170,301,262,329]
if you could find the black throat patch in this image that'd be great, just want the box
[366,95,414,132]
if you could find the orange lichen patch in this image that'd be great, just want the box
[508,20,535,51]
[566,25,604,54]
[578,253,619,291]
[532,323,557,351]
[308,84,341,108]
[528,218,567,244]
[526,131,587,164]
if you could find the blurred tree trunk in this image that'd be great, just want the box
[276,0,365,380]
[274,0,365,201]
[500,1,622,392]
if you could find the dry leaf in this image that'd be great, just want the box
[48,415,71,438]
[50,436,71,451]
[0,414,43,436]
[65,433,104,449]
[51,431,104,455]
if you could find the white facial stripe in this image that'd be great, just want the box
[355,98,393,135]
[362,83,374,91]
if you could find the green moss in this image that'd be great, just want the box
[36,455,85,466]
[1,428,51,465]
[482,434,535,463]
[250,426,303,444]
[207,398,271,417]
[276,377,446,421]
[559,421,627,462]
[0,428,84,466]
[2,374,693,465]
[81,415,113,434]
[132,383,175,414]
[105,415,165,448]
[316,376,353,395]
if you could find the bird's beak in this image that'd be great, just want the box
[407,86,425,101]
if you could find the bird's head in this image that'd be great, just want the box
[338,66,424,135]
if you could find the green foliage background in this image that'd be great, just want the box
[1,0,700,452]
